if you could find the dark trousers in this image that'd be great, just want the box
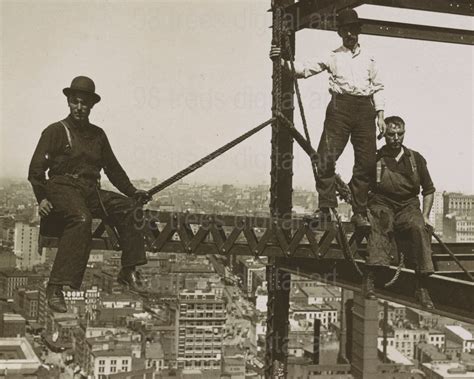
[45,176,146,289]
[316,94,376,214]
[366,196,434,274]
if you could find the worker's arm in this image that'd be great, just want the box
[422,192,434,227]
[269,45,329,79]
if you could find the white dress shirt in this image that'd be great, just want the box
[293,44,385,111]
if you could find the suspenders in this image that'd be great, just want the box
[376,148,418,184]
[59,120,72,148]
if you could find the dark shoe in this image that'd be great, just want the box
[415,288,434,310]
[117,268,146,293]
[46,285,67,313]
[351,213,371,232]
[363,270,376,300]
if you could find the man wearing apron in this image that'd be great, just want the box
[28,76,151,313]
[364,116,436,309]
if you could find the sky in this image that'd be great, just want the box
[1,0,473,193]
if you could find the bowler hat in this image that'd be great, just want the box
[63,76,101,104]
[337,8,362,28]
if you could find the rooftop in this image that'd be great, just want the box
[423,362,474,378]
[2,313,25,322]
[445,325,473,341]
[92,349,132,357]
[0,338,41,374]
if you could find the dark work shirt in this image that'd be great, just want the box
[373,145,435,199]
[28,115,137,203]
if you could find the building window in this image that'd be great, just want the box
[122,359,128,365]
[110,367,116,373]
[111,360,117,365]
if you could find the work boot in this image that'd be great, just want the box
[351,213,371,232]
[117,266,146,293]
[46,285,67,313]
[305,207,332,228]
[363,269,376,300]
[415,275,434,309]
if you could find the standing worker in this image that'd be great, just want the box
[364,116,436,309]
[270,8,386,229]
[28,76,151,313]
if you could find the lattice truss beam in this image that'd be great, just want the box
[40,211,474,323]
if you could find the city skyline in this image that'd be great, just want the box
[1,2,473,193]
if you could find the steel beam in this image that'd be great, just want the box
[292,13,474,45]
[360,18,474,45]
[281,259,474,324]
[364,0,473,17]
[284,0,364,31]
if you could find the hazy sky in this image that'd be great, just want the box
[1,1,473,193]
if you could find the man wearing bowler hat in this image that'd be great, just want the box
[270,8,386,229]
[28,76,151,313]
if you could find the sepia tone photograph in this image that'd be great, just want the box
[0,1,473,378]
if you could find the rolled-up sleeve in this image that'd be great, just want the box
[370,57,385,111]
[417,154,435,196]
[293,54,330,79]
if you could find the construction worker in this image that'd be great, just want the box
[364,116,435,309]
[270,8,386,229]
[28,76,151,313]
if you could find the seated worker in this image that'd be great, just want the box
[364,116,436,309]
[28,76,151,313]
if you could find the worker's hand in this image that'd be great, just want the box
[423,216,434,233]
[38,199,53,217]
[133,189,152,204]
[269,45,282,60]
[376,113,386,137]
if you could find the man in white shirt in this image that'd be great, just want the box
[270,8,386,229]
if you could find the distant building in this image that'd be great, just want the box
[443,192,474,217]
[90,349,133,377]
[429,192,444,236]
[0,313,26,337]
[145,341,165,372]
[14,288,40,323]
[422,361,474,379]
[0,270,45,298]
[177,289,226,370]
[13,221,45,270]
[289,303,338,329]
[443,215,474,243]
[444,325,474,356]
[0,337,42,376]
[415,343,447,364]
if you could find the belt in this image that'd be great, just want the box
[331,92,372,100]
[63,173,100,184]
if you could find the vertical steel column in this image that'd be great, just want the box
[266,1,294,378]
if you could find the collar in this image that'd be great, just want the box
[66,114,90,128]
[334,43,361,57]
[379,145,410,159]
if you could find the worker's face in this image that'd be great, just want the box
[385,123,405,150]
[338,24,360,50]
[68,92,94,122]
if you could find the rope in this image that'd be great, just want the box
[147,118,274,197]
